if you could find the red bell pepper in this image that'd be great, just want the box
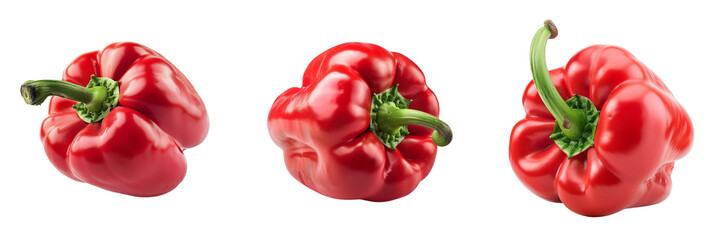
[268,42,452,201]
[509,21,693,216]
[20,42,209,197]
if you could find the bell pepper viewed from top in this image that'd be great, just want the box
[20,42,209,197]
[509,21,693,216]
[268,42,452,201]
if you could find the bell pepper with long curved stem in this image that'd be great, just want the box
[20,42,209,197]
[509,20,693,216]
[268,42,452,201]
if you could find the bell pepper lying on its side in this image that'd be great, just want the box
[509,21,693,216]
[268,42,452,201]
[21,42,209,197]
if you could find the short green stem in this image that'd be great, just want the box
[530,20,586,140]
[21,76,120,123]
[21,80,107,112]
[376,103,452,147]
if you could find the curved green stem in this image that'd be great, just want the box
[530,20,586,140]
[21,80,107,112]
[376,103,452,147]
[20,76,119,123]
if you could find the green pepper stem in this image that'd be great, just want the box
[530,20,586,140]
[375,103,452,146]
[21,80,108,112]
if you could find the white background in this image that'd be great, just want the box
[1,1,718,239]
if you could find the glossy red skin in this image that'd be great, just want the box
[268,43,440,201]
[509,45,693,216]
[40,42,209,197]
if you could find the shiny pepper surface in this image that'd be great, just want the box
[509,21,693,216]
[22,42,209,197]
[268,43,452,201]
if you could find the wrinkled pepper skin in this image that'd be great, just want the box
[39,42,209,196]
[510,45,693,216]
[268,43,440,201]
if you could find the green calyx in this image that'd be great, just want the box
[549,95,599,158]
[21,75,119,123]
[370,84,453,150]
[370,85,412,149]
[530,20,598,158]
[73,76,119,123]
